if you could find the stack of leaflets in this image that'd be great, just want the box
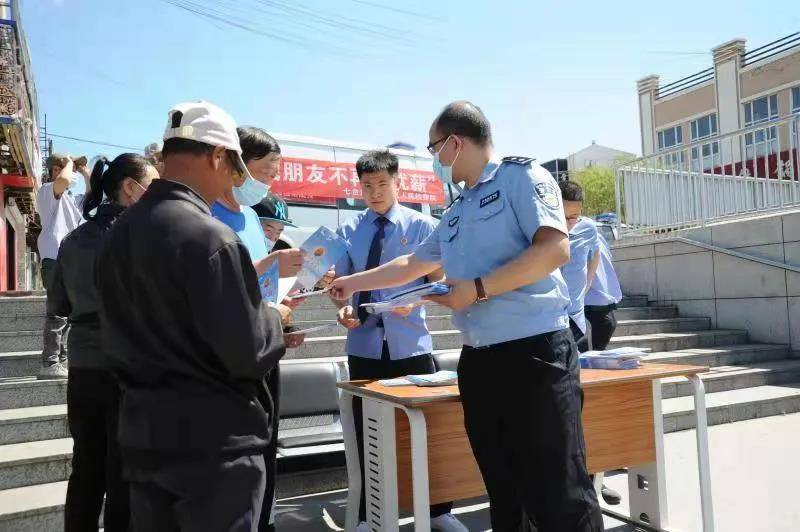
[579,347,648,370]
[379,370,458,387]
[360,282,450,314]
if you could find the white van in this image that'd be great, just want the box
[270,133,457,248]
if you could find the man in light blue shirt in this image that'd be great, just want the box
[330,102,602,531]
[585,232,623,349]
[559,180,601,353]
[333,150,466,532]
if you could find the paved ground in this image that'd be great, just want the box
[275,413,800,531]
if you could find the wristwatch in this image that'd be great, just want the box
[474,278,489,303]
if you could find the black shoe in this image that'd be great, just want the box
[601,484,621,505]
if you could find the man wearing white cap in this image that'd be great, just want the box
[97,101,291,532]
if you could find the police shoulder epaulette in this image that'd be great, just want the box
[501,156,535,165]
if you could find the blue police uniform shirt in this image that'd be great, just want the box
[560,216,600,334]
[415,158,571,347]
[585,232,622,306]
[211,201,271,262]
[335,203,437,359]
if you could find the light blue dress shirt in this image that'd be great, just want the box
[560,216,600,334]
[415,158,571,348]
[585,232,622,306]
[335,203,437,359]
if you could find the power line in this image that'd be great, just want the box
[47,133,143,152]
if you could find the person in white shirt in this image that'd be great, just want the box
[36,154,90,379]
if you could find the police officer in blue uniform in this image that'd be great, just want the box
[559,180,601,353]
[585,232,623,350]
[331,101,603,531]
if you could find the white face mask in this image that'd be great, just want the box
[232,173,270,207]
[265,237,277,251]
[432,136,463,193]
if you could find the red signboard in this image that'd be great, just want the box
[270,157,445,205]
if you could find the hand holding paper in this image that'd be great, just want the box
[359,282,450,314]
[296,227,348,290]
[423,279,477,312]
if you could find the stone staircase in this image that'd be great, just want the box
[1,295,799,530]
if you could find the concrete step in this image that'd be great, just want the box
[0,352,41,379]
[287,328,746,361]
[0,379,67,410]
[646,343,791,368]
[619,295,648,308]
[0,481,67,532]
[0,438,71,491]
[614,317,710,337]
[293,316,708,338]
[614,305,677,321]
[607,329,748,354]
[661,359,800,399]
[662,383,800,433]
[0,297,45,318]
[0,406,68,446]
[0,315,44,333]
[0,332,41,354]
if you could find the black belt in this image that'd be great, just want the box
[584,303,617,312]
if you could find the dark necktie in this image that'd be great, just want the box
[357,216,389,324]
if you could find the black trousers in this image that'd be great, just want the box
[258,366,280,532]
[127,453,266,532]
[569,318,592,353]
[458,329,603,532]
[585,306,618,351]
[348,351,453,522]
[65,368,129,532]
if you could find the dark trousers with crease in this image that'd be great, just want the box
[348,346,453,523]
[258,366,280,532]
[458,329,603,532]
[585,305,618,351]
[65,368,129,532]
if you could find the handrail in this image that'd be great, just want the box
[742,32,800,66]
[674,237,800,273]
[615,235,800,274]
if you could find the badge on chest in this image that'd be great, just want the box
[480,190,500,208]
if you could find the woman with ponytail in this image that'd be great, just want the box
[47,153,158,531]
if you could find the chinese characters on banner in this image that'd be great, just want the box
[270,157,445,205]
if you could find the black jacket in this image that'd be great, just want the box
[48,203,125,370]
[96,180,285,457]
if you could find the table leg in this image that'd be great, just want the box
[401,407,431,532]
[688,374,715,532]
[338,392,361,532]
[624,380,670,530]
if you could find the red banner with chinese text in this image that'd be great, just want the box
[270,157,445,205]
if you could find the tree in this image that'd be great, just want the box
[571,166,616,216]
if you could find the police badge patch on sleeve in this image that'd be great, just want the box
[535,183,560,208]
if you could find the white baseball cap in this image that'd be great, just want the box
[162,100,252,181]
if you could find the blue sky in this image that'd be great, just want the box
[22,0,800,162]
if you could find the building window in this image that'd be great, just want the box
[793,87,800,113]
[657,125,684,168]
[743,94,779,159]
[657,125,682,151]
[690,113,720,172]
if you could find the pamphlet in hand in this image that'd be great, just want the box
[296,227,348,290]
[284,323,337,336]
[379,370,458,387]
[258,261,280,304]
[360,282,450,314]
